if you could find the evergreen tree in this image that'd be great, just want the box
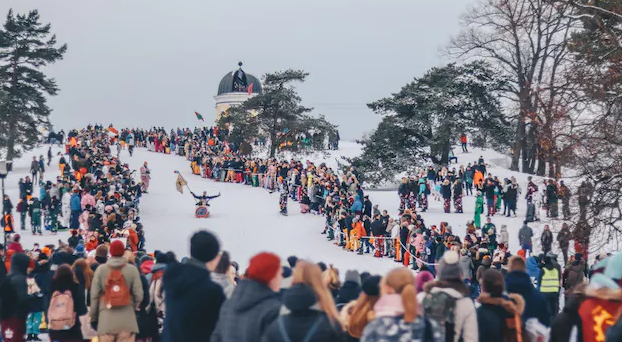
[0,9,67,159]
[217,69,337,157]
[352,61,510,184]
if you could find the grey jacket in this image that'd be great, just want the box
[211,279,281,342]
[211,273,235,299]
[459,255,474,280]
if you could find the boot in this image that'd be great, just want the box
[33,335,42,341]
[26,334,33,341]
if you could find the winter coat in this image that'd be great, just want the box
[549,294,584,342]
[28,261,49,313]
[211,279,282,342]
[504,271,550,326]
[262,284,344,342]
[350,195,362,213]
[90,257,144,335]
[476,258,491,283]
[499,226,509,246]
[81,193,96,210]
[422,280,478,342]
[525,257,542,290]
[563,260,585,292]
[0,253,30,320]
[70,193,82,211]
[336,281,361,306]
[459,255,474,280]
[476,293,525,342]
[518,224,533,246]
[162,258,225,342]
[370,220,385,237]
[557,227,571,249]
[211,272,235,299]
[7,242,24,253]
[541,230,553,248]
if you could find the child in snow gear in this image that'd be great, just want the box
[278,178,289,216]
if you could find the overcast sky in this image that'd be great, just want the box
[1,0,473,140]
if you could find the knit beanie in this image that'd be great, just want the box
[246,252,281,285]
[109,240,126,257]
[345,270,361,285]
[438,251,463,281]
[416,271,434,293]
[190,230,220,263]
[362,275,381,296]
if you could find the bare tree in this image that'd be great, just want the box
[447,0,578,175]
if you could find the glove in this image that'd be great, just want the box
[91,321,98,331]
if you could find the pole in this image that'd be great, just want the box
[2,178,5,254]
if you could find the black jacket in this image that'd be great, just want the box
[371,220,385,236]
[335,281,361,305]
[549,294,584,342]
[476,293,525,342]
[211,279,282,342]
[262,284,344,342]
[162,258,225,342]
[3,253,30,320]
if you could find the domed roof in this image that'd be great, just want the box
[217,62,262,96]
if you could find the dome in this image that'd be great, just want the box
[217,63,262,96]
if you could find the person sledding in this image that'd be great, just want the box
[190,190,221,206]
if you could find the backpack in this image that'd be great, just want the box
[104,265,131,309]
[48,290,76,330]
[502,314,527,342]
[423,291,459,342]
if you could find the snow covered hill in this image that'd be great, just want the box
[6,142,570,275]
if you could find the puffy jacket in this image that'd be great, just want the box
[350,196,362,213]
[518,225,533,246]
[70,193,81,211]
[476,293,525,342]
[262,284,344,342]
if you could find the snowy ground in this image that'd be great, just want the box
[4,142,569,276]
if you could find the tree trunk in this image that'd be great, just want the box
[6,61,18,161]
[547,150,555,178]
[510,113,524,171]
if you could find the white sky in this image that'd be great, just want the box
[0,0,474,140]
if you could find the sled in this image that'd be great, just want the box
[195,206,210,218]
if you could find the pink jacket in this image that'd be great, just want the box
[81,193,96,210]
[412,234,424,254]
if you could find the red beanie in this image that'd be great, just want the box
[110,240,126,257]
[246,252,281,285]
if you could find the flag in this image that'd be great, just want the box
[247,83,254,95]
[176,173,187,194]
[108,127,119,136]
[195,111,204,122]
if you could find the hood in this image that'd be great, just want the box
[423,280,469,297]
[477,293,525,316]
[229,279,280,313]
[10,253,31,275]
[107,256,128,269]
[163,258,211,299]
[505,271,535,294]
[283,284,317,312]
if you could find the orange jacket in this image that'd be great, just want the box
[128,229,139,252]
[473,170,484,186]
[352,221,365,239]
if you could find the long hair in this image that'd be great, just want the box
[293,261,341,325]
[214,251,231,274]
[346,291,380,338]
[72,258,94,289]
[383,268,417,322]
[52,264,78,293]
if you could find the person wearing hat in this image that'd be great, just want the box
[421,251,478,342]
[90,239,144,342]
[212,252,283,342]
[336,270,362,306]
[162,230,225,342]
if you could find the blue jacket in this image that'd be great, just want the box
[505,271,551,326]
[526,257,542,291]
[350,195,362,213]
[70,194,81,211]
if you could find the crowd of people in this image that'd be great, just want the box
[0,125,620,342]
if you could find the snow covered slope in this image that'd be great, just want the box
[7,142,566,275]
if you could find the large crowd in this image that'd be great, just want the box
[0,125,620,342]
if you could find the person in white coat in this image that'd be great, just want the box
[61,190,71,229]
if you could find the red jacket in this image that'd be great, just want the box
[7,242,24,253]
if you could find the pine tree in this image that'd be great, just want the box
[0,9,67,160]
[350,61,511,185]
[217,69,337,157]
